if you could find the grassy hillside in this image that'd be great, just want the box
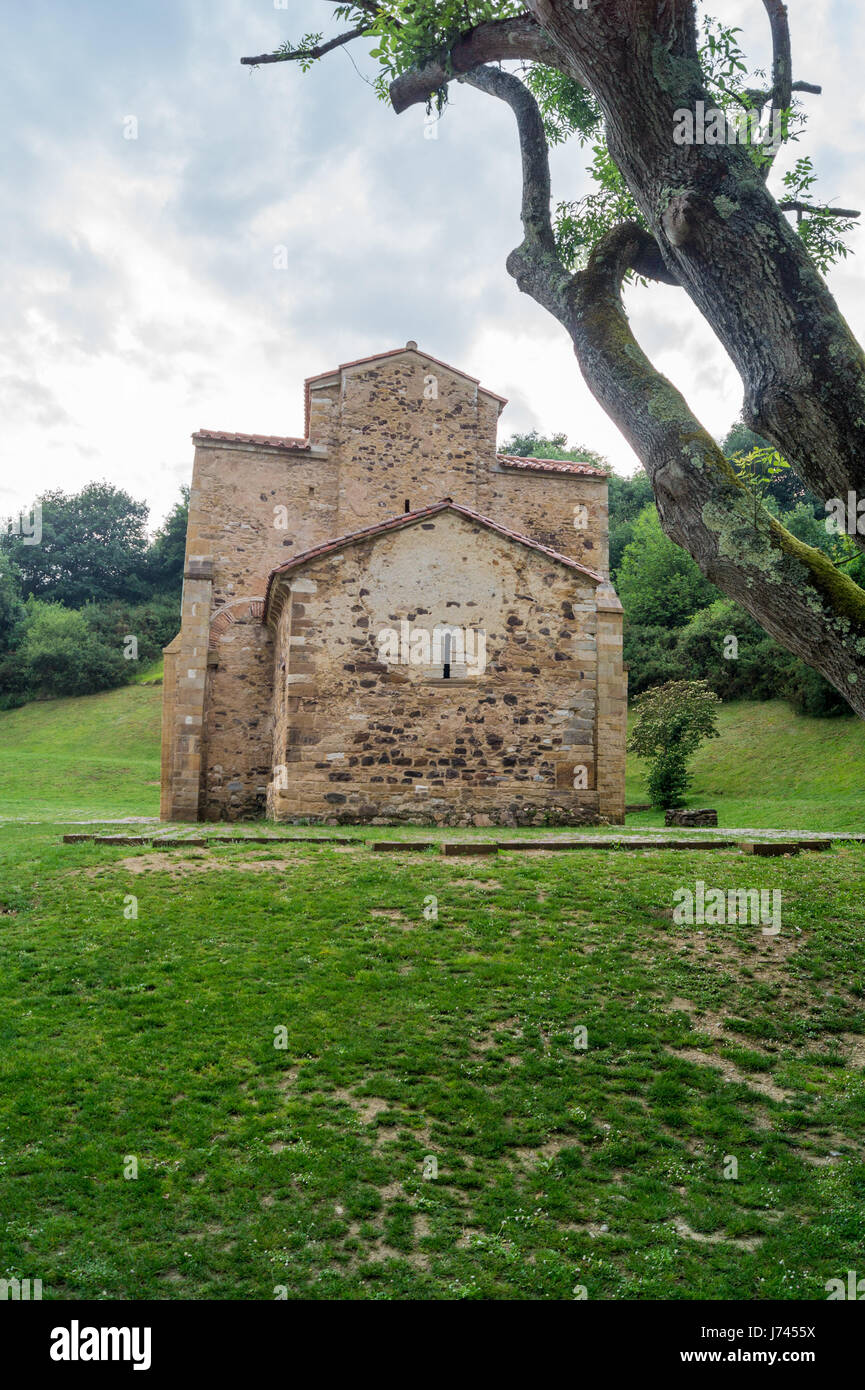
[0,684,162,819]
[627,702,865,830]
[0,681,863,827]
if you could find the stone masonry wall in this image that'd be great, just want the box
[266,509,625,826]
[308,349,607,565]
[162,345,625,821]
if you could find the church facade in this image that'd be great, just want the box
[160,343,627,825]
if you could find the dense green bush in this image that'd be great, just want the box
[17,603,129,698]
[0,484,185,704]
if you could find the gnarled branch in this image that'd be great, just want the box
[561,225,865,714]
[389,15,566,113]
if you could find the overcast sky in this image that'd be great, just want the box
[2,0,864,531]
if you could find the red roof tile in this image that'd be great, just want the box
[496,453,607,477]
[263,499,603,619]
[193,429,309,450]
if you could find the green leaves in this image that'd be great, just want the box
[628,679,721,809]
[522,65,601,148]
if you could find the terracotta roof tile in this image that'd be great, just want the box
[496,453,606,477]
[193,429,309,450]
[263,499,603,620]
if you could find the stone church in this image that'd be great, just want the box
[160,343,627,825]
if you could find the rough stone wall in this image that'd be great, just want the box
[161,438,336,819]
[310,354,495,533]
[201,605,274,820]
[267,510,625,826]
[308,348,608,566]
[479,465,609,572]
[187,440,338,604]
[162,346,625,822]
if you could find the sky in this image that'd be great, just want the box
[2,0,864,532]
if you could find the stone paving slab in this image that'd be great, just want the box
[495,837,741,851]
[369,841,436,852]
[58,831,854,855]
[440,842,499,856]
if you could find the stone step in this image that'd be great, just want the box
[739,841,801,857]
[369,840,436,852]
[151,838,209,848]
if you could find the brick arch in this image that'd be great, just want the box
[209,598,265,642]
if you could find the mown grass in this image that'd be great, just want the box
[0,824,863,1300]
[0,685,162,820]
[0,685,863,1299]
[627,700,865,832]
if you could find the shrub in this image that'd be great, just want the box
[18,602,128,698]
[628,679,721,809]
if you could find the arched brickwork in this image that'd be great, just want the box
[209,598,265,642]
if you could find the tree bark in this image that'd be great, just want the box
[525,0,865,521]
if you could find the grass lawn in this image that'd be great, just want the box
[0,825,864,1299]
[0,685,162,820]
[0,685,863,1299]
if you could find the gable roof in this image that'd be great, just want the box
[263,499,604,620]
[496,453,607,477]
[304,342,508,437]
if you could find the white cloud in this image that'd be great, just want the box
[1,0,863,525]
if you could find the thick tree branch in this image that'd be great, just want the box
[558,224,865,715]
[757,0,792,175]
[461,67,680,317]
[389,15,566,113]
[460,67,557,255]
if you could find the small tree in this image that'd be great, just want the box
[628,680,721,810]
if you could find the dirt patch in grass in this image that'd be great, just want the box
[511,1136,582,1166]
[667,1046,792,1102]
[81,852,307,876]
[671,1217,763,1251]
[471,1017,522,1053]
[330,1089,392,1124]
[452,877,502,890]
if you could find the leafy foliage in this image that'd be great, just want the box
[615,507,717,628]
[628,679,721,808]
[0,483,150,608]
[0,485,185,704]
[499,429,608,470]
[13,602,128,700]
[275,3,856,273]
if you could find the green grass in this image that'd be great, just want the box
[0,685,162,819]
[0,685,863,1299]
[627,700,865,831]
[0,825,863,1299]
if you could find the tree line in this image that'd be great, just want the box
[0,484,187,707]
